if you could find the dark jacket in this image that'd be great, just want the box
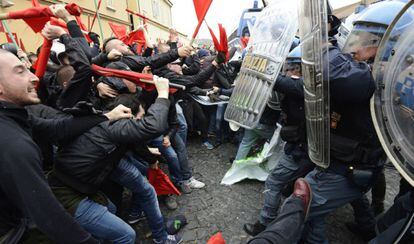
[0,101,103,243]
[328,45,383,164]
[153,64,217,89]
[53,98,170,194]
[92,48,181,73]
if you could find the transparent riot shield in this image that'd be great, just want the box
[224,0,298,129]
[372,1,414,186]
[298,0,330,168]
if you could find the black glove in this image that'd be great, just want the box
[63,101,102,116]
[215,51,227,65]
[89,32,100,46]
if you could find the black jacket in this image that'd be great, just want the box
[92,48,181,73]
[0,101,103,243]
[53,98,170,194]
[153,64,217,89]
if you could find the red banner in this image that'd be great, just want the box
[191,0,213,39]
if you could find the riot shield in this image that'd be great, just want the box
[298,0,330,168]
[372,1,414,186]
[224,0,298,129]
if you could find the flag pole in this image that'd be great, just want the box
[1,20,18,48]
[93,0,104,39]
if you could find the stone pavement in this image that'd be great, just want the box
[133,138,401,244]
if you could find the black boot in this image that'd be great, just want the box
[243,221,266,236]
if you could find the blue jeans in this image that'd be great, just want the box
[74,198,135,244]
[303,167,370,244]
[176,103,188,145]
[148,136,184,183]
[171,133,192,181]
[260,145,313,225]
[110,158,167,241]
[235,125,275,160]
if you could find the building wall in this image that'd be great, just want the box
[0,0,187,52]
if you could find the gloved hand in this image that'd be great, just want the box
[88,32,100,46]
[63,101,102,116]
[215,51,227,65]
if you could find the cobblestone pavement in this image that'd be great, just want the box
[133,138,401,244]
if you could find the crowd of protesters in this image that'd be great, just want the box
[0,3,247,244]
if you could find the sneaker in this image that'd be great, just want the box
[202,141,214,150]
[164,195,178,210]
[127,211,146,224]
[153,234,183,244]
[178,182,192,194]
[184,177,205,189]
[243,220,266,236]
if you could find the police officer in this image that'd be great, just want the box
[302,1,407,243]
[244,45,314,236]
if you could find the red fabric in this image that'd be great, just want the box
[148,168,181,196]
[123,29,145,46]
[90,0,102,31]
[19,38,26,52]
[207,232,226,244]
[33,38,53,85]
[207,23,229,61]
[31,0,40,7]
[7,4,82,33]
[108,22,127,39]
[0,22,4,33]
[191,0,213,39]
[108,22,146,46]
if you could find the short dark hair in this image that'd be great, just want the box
[106,93,141,115]
[102,37,118,53]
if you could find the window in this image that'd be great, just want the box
[152,0,160,19]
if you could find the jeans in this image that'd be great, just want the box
[210,104,228,143]
[260,145,313,225]
[148,136,184,183]
[74,198,135,244]
[235,125,275,160]
[303,167,371,244]
[249,196,305,244]
[110,158,167,241]
[172,133,192,181]
[176,103,188,145]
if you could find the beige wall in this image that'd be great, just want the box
[0,0,187,52]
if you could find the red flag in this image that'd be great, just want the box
[19,38,26,52]
[207,23,229,61]
[191,0,213,39]
[123,29,145,45]
[207,232,226,244]
[4,4,82,33]
[0,22,5,33]
[147,168,181,196]
[33,38,53,85]
[108,22,127,39]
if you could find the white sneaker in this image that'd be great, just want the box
[184,177,205,189]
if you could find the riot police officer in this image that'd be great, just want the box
[302,1,408,243]
[244,45,314,236]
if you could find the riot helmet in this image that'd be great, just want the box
[342,0,408,62]
[283,45,301,77]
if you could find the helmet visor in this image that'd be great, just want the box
[342,24,387,58]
